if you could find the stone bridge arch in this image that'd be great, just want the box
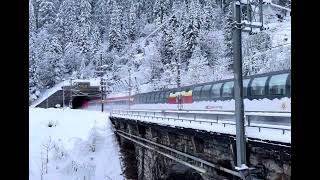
[164,163,205,180]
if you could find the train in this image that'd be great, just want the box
[86,70,291,113]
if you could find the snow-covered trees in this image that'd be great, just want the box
[153,0,171,25]
[56,0,78,48]
[185,46,210,84]
[222,2,233,71]
[36,30,64,87]
[29,0,291,103]
[29,0,37,33]
[181,0,201,63]
[62,42,82,74]
[92,0,110,42]
[108,0,124,52]
[128,3,138,42]
[38,0,57,29]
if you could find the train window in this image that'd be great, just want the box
[144,94,148,103]
[159,92,164,103]
[145,94,149,103]
[139,95,142,103]
[148,93,152,103]
[160,91,166,103]
[158,92,163,103]
[151,93,156,103]
[184,88,191,94]
[251,76,268,96]
[287,74,291,96]
[193,86,203,100]
[146,94,150,103]
[153,92,157,103]
[149,93,154,103]
[154,92,160,103]
[201,84,212,100]
[133,95,137,104]
[211,83,223,98]
[243,79,250,97]
[164,91,171,102]
[222,81,234,97]
[269,73,289,96]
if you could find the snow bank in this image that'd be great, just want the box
[29,108,124,180]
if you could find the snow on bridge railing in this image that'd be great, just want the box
[110,109,291,143]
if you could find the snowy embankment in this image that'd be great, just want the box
[29,108,124,180]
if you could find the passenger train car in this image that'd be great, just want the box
[87,70,291,112]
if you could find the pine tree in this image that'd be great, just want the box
[160,25,174,66]
[51,0,61,12]
[108,0,123,52]
[55,0,78,48]
[78,0,91,25]
[128,2,137,43]
[62,42,82,74]
[38,0,57,29]
[69,0,93,67]
[32,0,42,30]
[29,0,37,34]
[90,23,101,54]
[222,2,233,71]
[141,0,154,23]
[35,29,64,88]
[92,0,110,42]
[201,0,214,31]
[29,33,42,104]
[181,0,201,63]
[187,46,209,84]
[153,0,171,25]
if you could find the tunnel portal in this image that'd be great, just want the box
[72,96,90,109]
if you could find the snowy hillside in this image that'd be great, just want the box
[29,108,124,180]
[29,0,291,102]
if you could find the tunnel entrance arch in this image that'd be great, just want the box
[71,96,90,109]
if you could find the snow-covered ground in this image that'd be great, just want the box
[29,108,124,180]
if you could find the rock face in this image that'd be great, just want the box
[111,117,291,180]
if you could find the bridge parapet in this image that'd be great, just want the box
[111,109,291,144]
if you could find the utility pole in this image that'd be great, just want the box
[101,77,105,112]
[259,0,263,26]
[128,67,132,110]
[232,0,247,169]
[62,86,65,109]
[99,54,105,112]
[69,78,73,108]
[177,52,182,110]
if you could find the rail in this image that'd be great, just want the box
[116,130,245,178]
